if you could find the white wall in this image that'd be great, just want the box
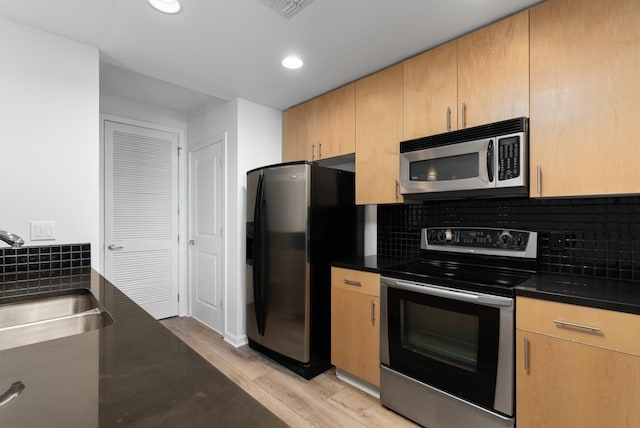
[100,94,188,131]
[187,97,281,345]
[0,17,100,266]
[235,98,282,341]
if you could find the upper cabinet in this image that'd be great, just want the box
[282,99,316,162]
[355,64,404,205]
[529,0,640,197]
[403,41,458,139]
[282,84,356,163]
[403,11,529,140]
[316,83,356,160]
[457,10,529,129]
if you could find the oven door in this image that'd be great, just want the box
[399,137,496,195]
[380,277,514,416]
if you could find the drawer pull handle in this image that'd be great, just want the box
[553,319,601,333]
[343,279,361,287]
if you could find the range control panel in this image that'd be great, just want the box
[423,227,537,257]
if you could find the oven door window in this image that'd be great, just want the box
[387,287,500,410]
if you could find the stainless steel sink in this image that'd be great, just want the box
[0,289,113,351]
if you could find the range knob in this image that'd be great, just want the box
[499,231,513,245]
[437,230,446,242]
[516,234,526,247]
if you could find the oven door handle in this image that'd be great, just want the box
[391,280,513,308]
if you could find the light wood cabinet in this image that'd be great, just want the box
[403,11,528,140]
[529,0,640,197]
[282,99,316,162]
[403,41,458,139]
[457,10,529,129]
[282,84,355,163]
[355,64,404,205]
[316,83,356,160]
[516,297,640,427]
[331,267,381,387]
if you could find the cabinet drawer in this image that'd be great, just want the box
[331,267,380,297]
[517,296,640,356]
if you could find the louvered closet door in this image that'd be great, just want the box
[104,120,179,319]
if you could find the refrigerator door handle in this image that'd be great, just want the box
[253,173,266,335]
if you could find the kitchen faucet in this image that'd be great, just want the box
[0,230,25,248]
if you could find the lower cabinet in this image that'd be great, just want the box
[331,267,380,387]
[516,297,640,427]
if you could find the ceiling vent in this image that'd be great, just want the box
[257,0,314,18]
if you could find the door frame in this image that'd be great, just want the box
[187,133,227,327]
[100,113,188,316]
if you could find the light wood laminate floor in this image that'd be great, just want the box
[160,317,418,428]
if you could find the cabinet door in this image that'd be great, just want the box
[283,99,316,162]
[403,41,458,139]
[457,10,529,129]
[516,330,640,428]
[316,83,355,159]
[355,64,404,205]
[530,0,640,197]
[331,286,380,386]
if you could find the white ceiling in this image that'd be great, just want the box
[0,0,543,113]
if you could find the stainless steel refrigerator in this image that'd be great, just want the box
[246,161,360,379]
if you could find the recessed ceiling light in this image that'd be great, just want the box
[148,0,182,14]
[282,56,303,70]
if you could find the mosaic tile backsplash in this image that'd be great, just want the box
[0,243,91,296]
[378,196,640,282]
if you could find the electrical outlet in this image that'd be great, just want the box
[549,232,565,251]
[30,221,56,241]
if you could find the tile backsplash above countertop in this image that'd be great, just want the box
[0,243,91,297]
[378,196,640,282]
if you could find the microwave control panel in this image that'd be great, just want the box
[498,136,521,181]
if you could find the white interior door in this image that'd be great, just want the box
[189,136,224,333]
[104,120,179,319]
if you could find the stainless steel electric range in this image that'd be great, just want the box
[379,227,537,428]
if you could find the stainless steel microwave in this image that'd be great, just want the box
[399,117,528,200]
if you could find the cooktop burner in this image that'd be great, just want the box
[380,227,538,297]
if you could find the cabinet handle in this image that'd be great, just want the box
[523,336,529,373]
[108,245,123,250]
[395,180,400,201]
[318,143,322,159]
[461,102,467,128]
[371,300,376,325]
[311,144,315,160]
[446,107,451,131]
[343,279,361,286]
[537,165,542,196]
[553,319,602,333]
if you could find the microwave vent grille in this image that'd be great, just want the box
[400,117,528,153]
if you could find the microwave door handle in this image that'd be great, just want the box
[487,139,494,183]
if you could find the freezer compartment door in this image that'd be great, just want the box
[246,163,311,363]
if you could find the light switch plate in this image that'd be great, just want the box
[30,221,56,241]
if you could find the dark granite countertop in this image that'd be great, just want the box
[516,273,640,315]
[331,255,410,274]
[0,269,286,427]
